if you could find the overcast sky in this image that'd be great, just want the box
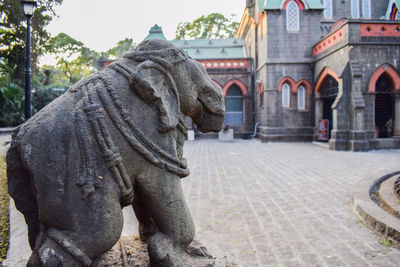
[41,0,245,65]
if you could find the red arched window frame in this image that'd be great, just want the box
[282,0,306,10]
[278,77,296,93]
[294,80,312,94]
[315,68,340,92]
[368,64,400,92]
[222,79,248,96]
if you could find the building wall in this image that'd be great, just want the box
[313,20,400,150]
[206,60,254,134]
[320,0,390,35]
[256,7,323,141]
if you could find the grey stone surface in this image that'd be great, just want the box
[0,134,11,156]
[5,138,400,266]
[6,39,225,266]
[352,172,400,245]
[182,139,400,266]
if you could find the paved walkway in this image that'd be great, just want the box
[2,137,400,266]
[182,139,400,266]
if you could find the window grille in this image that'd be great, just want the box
[282,83,290,107]
[323,0,333,19]
[286,1,300,31]
[351,0,360,18]
[362,0,371,18]
[297,86,306,110]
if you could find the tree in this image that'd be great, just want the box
[0,0,63,84]
[102,38,134,59]
[45,32,99,85]
[175,13,239,40]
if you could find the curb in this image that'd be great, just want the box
[0,128,15,135]
[351,171,400,244]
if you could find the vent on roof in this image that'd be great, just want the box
[183,40,188,45]
[208,40,213,45]
[221,48,227,54]
[233,39,238,44]
[196,48,201,54]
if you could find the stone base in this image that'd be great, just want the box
[94,237,237,267]
[369,138,400,150]
[352,171,400,245]
[218,129,234,142]
[258,126,314,142]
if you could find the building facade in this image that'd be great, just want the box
[236,0,400,150]
[99,1,400,150]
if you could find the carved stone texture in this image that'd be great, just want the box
[6,39,225,266]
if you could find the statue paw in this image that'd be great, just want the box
[148,233,182,267]
[186,240,213,259]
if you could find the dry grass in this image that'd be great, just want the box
[0,156,9,263]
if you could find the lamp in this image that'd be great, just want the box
[21,0,37,120]
[22,0,37,17]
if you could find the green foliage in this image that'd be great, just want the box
[0,83,24,127]
[0,0,63,85]
[175,13,239,40]
[379,237,393,247]
[46,33,99,85]
[102,38,134,59]
[0,156,9,263]
[46,32,84,56]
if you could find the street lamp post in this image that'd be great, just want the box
[22,0,37,120]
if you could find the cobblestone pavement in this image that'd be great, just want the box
[0,134,11,156]
[2,136,400,266]
[182,139,400,266]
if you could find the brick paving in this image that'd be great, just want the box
[0,134,11,156]
[182,139,400,266]
[2,136,400,266]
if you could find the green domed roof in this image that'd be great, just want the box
[144,24,167,41]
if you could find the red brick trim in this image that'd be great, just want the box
[282,0,305,10]
[295,80,312,95]
[368,65,400,92]
[360,23,400,37]
[278,77,296,93]
[222,79,248,96]
[198,59,248,69]
[315,68,339,92]
[313,28,344,56]
[258,82,264,94]
[330,19,345,33]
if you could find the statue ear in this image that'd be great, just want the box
[130,61,179,133]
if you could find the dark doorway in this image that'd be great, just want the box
[225,84,243,126]
[320,76,338,139]
[375,73,394,138]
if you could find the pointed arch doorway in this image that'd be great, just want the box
[225,84,244,126]
[320,76,339,139]
[375,73,394,138]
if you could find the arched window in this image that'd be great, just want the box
[351,0,360,18]
[362,0,371,18]
[297,85,306,110]
[282,83,291,107]
[323,0,333,19]
[225,85,243,126]
[286,1,300,32]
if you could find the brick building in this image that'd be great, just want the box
[236,0,400,150]
[99,1,400,150]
